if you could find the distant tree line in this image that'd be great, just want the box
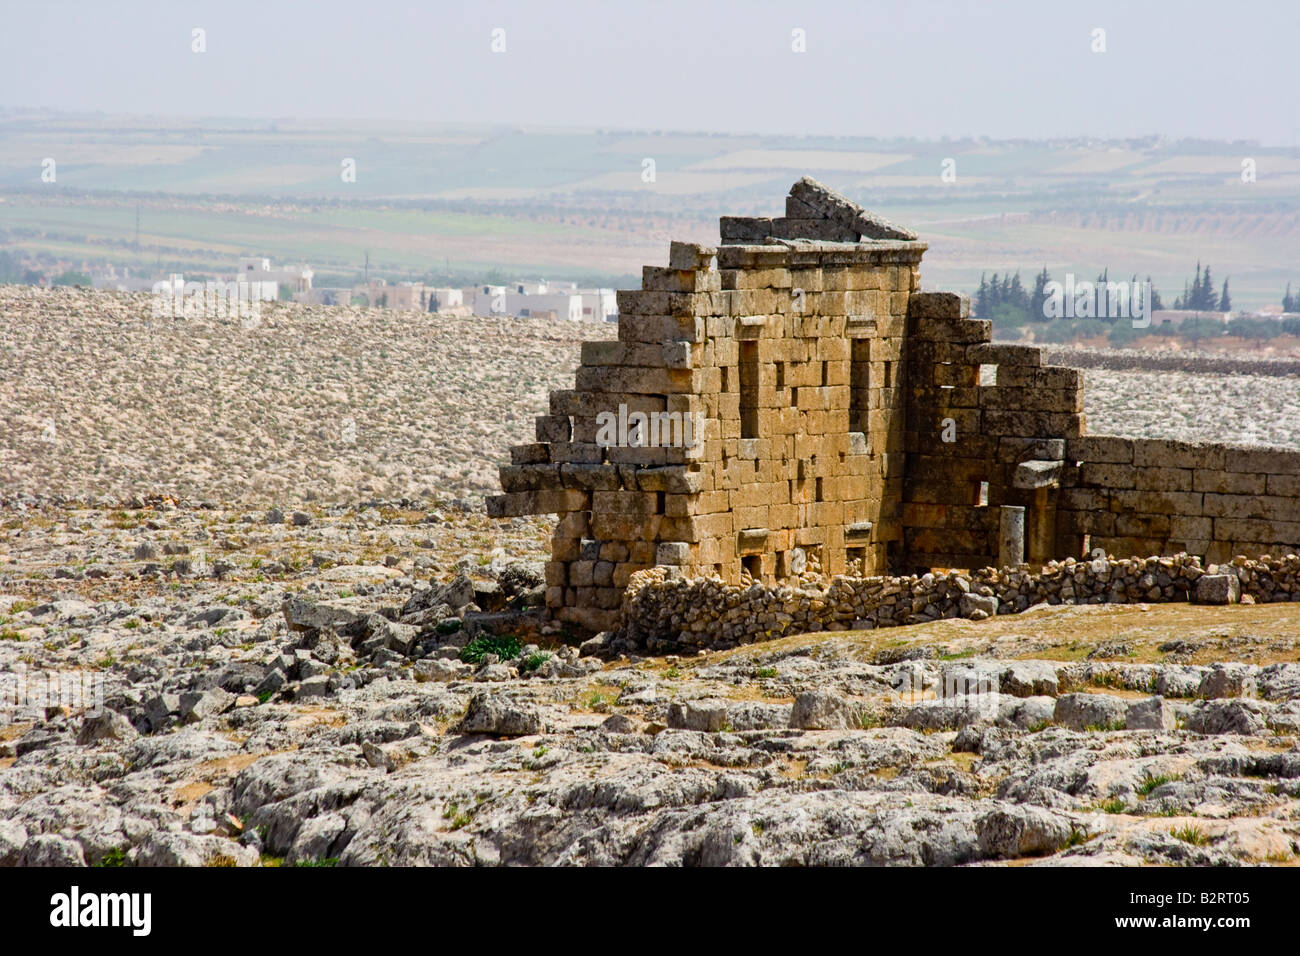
[974,272,1032,324]
[974,261,1253,327]
[0,250,43,285]
[1171,261,1230,312]
[974,267,1163,325]
[0,250,91,286]
[1283,283,1300,312]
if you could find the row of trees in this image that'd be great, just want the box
[974,268,1164,325]
[973,271,1033,324]
[0,251,91,287]
[0,250,42,285]
[1171,261,1230,312]
[976,263,1248,325]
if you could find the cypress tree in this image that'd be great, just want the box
[1147,277,1163,311]
[1029,266,1051,321]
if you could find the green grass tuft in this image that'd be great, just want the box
[460,634,523,664]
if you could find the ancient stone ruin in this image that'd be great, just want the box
[489,177,1300,633]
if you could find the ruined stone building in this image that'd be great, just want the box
[489,178,1300,632]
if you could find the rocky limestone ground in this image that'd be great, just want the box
[3,286,1300,866]
[3,500,1300,867]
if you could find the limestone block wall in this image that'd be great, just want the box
[488,178,933,631]
[489,234,925,632]
[900,301,1300,569]
[1059,438,1300,563]
[901,295,1085,571]
[490,176,1300,633]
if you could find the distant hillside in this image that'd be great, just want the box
[2,112,1296,309]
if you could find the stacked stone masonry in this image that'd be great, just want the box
[488,177,1300,633]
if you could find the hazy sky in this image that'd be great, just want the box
[3,0,1298,145]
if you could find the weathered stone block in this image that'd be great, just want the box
[1126,696,1176,731]
[535,415,571,443]
[1194,573,1240,605]
[655,541,691,566]
[908,291,969,320]
[668,240,717,271]
[1053,693,1127,731]
[1070,436,1133,464]
[1132,439,1225,471]
[1013,459,1063,489]
[719,217,773,242]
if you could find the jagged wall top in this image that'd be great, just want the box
[720,176,918,245]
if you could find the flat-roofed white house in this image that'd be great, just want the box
[236,257,313,300]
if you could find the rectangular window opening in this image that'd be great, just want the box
[739,341,759,439]
[850,339,870,435]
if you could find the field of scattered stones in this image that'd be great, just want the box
[1081,368,1300,450]
[0,286,613,505]
[3,288,1299,510]
[2,286,1300,866]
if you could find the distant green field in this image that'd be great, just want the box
[1,113,1296,307]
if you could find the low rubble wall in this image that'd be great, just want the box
[613,552,1300,652]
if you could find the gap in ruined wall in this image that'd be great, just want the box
[979,364,997,385]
